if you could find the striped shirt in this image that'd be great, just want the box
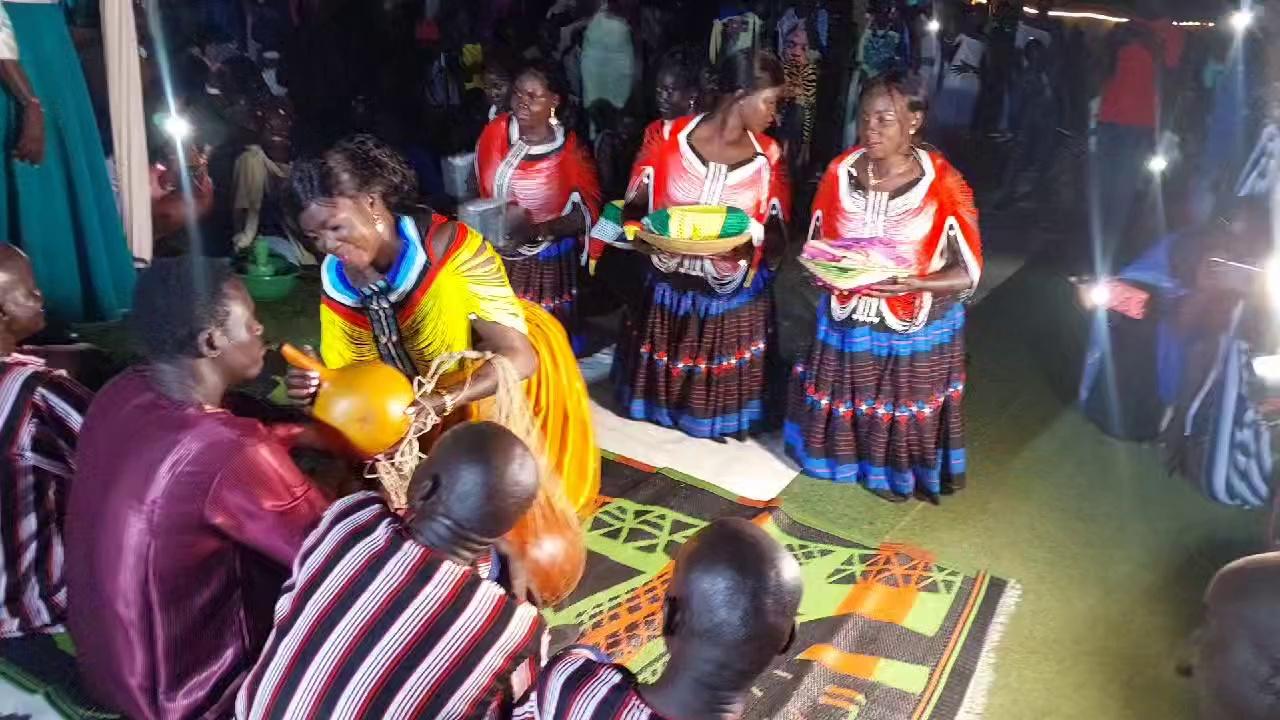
[237,491,546,720]
[0,354,90,638]
[513,647,665,719]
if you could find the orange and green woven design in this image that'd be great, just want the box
[543,456,1020,720]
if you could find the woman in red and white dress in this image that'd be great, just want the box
[476,61,601,353]
[786,76,982,503]
[606,49,790,440]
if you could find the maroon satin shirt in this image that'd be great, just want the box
[66,369,330,720]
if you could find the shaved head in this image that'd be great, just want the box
[664,518,803,688]
[1198,553,1280,720]
[0,245,45,345]
[0,244,27,270]
[407,422,540,542]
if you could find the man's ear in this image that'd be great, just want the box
[410,471,441,512]
[197,327,225,359]
[779,622,798,655]
[662,596,680,637]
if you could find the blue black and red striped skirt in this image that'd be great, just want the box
[784,296,967,495]
[504,236,582,353]
[612,269,773,439]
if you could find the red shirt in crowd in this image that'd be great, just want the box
[1098,19,1186,129]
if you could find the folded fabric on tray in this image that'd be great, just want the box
[799,236,915,291]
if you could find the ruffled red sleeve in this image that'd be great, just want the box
[759,135,791,223]
[563,133,602,223]
[929,151,982,283]
[475,114,511,200]
[807,150,852,243]
[626,116,694,211]
[636,120,666,167]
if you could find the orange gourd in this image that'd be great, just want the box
[505,484,586,607]
[284,342,586,604]
[281,343,416,458]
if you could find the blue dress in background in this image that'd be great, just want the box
[0,0,134,325]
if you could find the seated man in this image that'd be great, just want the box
[237,421,547,719]
[0,246,92,638]
[66,257,331,720]
[1194,553,1280,720]
[515,517,803,719]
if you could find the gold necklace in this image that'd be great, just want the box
[867,155,915,189]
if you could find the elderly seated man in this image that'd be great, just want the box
[0,246,93,639]
[237,421,547,719]
[514,517,803,719]
[66,257,331,720]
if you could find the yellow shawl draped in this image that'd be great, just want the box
[318,219,599,513]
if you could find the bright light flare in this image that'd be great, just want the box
[1086,282,1112,309]
[926,17,941,33]
[1253,355,1280,383]
[1046,9,1129,22]
[161,113,192,142]
[1266,256,1280,309]
[1146,154,1169,174]
[1229,8,1256,31]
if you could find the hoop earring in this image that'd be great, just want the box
[549,107,560,127]
[372,212,387,235]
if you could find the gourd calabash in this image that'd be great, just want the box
[505,488,586,606]
[281,343,416,457]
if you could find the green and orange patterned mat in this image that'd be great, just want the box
[547,454,1020,720]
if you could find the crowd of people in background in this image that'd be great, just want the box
[33,0,1268,290]
[0,0,1277,718]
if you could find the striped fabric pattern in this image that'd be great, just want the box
[504,236,584,354]
[613,269,774,439]
[512,647,660,720]
[785,300,967,494]
[0,355,89,639]
[236,492,547,720]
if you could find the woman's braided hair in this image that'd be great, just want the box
[285,134,420,223]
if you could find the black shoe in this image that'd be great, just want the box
[871,488,908,503]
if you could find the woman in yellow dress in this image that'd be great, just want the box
[283,135,598,512]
